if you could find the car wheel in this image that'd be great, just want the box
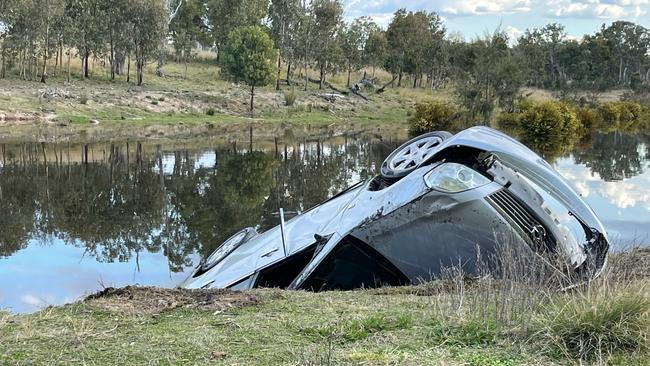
[381,131,453,179]
[199,227,258,272]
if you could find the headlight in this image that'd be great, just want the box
[424,163,490,193]
[202,229,249,270]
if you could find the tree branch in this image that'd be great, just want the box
[168,0,184,24]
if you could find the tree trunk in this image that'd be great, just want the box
[347,66,351,88]
[618,57,623,84]
[286,62,291,85]
[41,22,49,83]
[59,40,63,75]
[250,85,255,115]
[66,48,71,82]
[109,35,115,80]
[276,54,281,90]
[184,56,188,79]
[137,58,143,86]
[53,45,59,77]
[127,53,131,83]
[83,50,90,79]
[319,64,324,90]
[397,72,402,87]
[412,75,417,88]
[1,44,5,79]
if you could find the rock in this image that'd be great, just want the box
[89,119,100,125]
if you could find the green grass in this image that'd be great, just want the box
[2,274,648,365]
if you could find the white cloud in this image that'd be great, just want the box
[547,0,647,18]
[441,0,533,15]
[505,25,524,45]
[20,293,47,308]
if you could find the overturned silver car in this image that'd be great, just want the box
[181,127,609,291]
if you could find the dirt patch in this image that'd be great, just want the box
[84,286,263,315]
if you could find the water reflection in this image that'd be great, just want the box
[573,133,646,181]
[0,132,647,313]
[0,138,396,312]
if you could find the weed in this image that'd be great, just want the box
[284,88,296,106]
[533,283,650,361]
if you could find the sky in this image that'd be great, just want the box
[342,0,650,42]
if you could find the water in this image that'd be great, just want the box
[0,132,648,313]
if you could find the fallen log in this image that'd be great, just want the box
[376,76,398,94]
[316,93,346,102]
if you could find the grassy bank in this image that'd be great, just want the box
[2,249,649,365]
[0,61,425,143]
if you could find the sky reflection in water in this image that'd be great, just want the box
[0,132,648,313]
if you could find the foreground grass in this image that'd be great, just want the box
[0,288,531,365]
[2,264,649,365]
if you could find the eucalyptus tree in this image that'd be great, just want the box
[385,9,409,86]
[339,19,364,87]
[170,0,209,78]
[364,28,387,78]
[311,0,343,89]
[597,21,650,87]
[206,0,268,58]
[65,0,104,79]
[455,30,523,124]
[268,0,301,89]
[98,0,131,80]
[32,0,65,82]
[131,0,168,85]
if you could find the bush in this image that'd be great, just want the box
[79,93,88,105]
[574,107,603,131]
[534,284,650,361]
[206,107,216,116]
[599,101,644,127]
[496,112,521,130]
[283,88,296,106]
[408,100,459,135]
[519,101,580,141]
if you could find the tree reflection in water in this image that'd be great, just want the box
[0,138,394,272]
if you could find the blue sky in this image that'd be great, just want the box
[342,0,650,41]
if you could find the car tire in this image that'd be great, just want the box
[380,131,453,180]
[199,227,258,272]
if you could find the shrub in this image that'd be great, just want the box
[519,101,580,141]
[496,111,521,130]
[283,88,296,106]
[534,284,650,361]
[79,93,88,105]
[599,101,643,127]
[408,100,459,135]
[575,107,602,131]
[206,107,216,116]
